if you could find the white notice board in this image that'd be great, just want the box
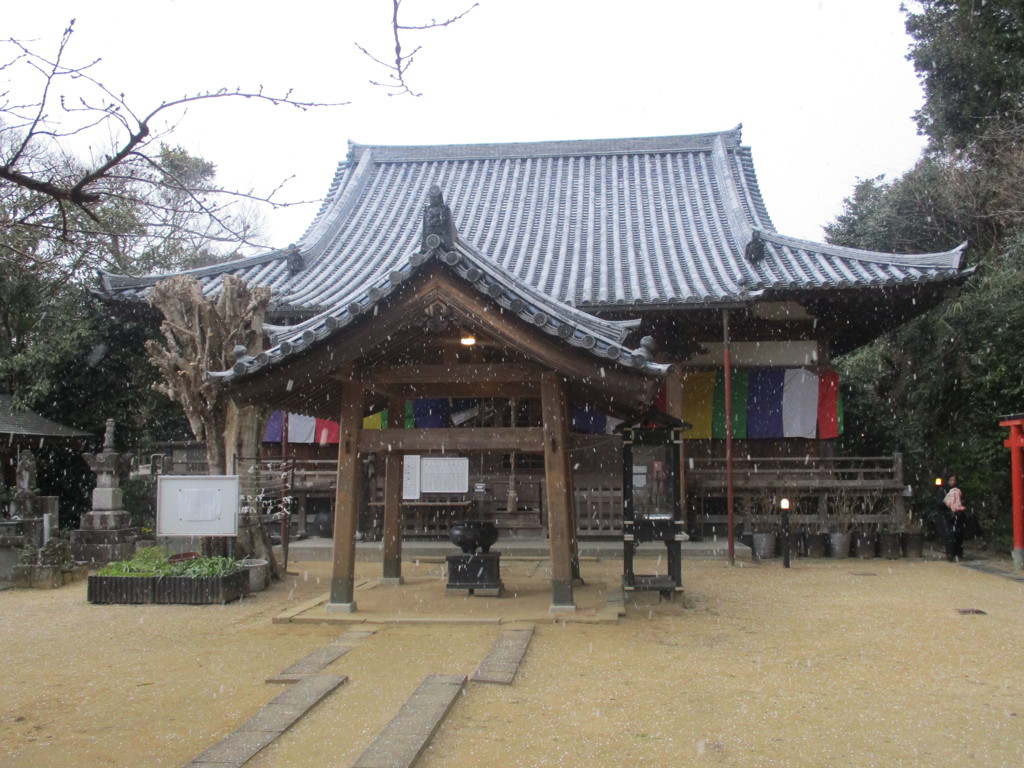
[402,455,469,498]
[157,475,240,537]
[421,457,469,493]
[403,455,422,500]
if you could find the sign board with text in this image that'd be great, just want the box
[401,456,469,499]
[157,475,240,537]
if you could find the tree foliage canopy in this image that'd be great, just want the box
[906,0,1024,150]
[828,1,1024,541]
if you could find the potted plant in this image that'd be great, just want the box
[826,488,858,558]
[802,517,829,558]
[877,498,904,559]
[903,514,926,558]
[853,520,879,559]
[849,492,879,558]
[743,493,780,560]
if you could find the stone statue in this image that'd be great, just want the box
[16,450,37,496]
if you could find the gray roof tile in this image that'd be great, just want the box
[0,395,91,439]
[97,127,968,349]
[98,127,966,311]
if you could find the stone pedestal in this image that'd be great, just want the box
[70,527,138,564]
[446,552,503,595]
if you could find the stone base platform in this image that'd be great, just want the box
[12,563,89,589]
[70,526,138,565]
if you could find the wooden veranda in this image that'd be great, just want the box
[240,450,909,543]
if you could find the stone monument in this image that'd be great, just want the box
[1,448,60,582]
[70,419,138,563]
[13,449,38,518]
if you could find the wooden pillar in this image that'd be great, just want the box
[381,396,405,583]
[542,372,575,611]
[569,472,582,585]
[665,369,688,535]
[328,381,364,612]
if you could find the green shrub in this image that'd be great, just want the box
[169,556,240,578]
[98,548,240,578]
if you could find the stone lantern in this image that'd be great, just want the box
[621,416,688,599]
[70,420,137,563]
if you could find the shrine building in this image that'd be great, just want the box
[97,127,968,610]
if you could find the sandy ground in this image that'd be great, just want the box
[1,550,1022,768]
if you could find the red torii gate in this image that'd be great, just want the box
[1000,413,1024,572]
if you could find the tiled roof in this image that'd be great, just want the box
[211,225,672,386]
[96,126,967,313]
[0,395,91,439]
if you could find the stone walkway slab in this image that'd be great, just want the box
[472,624,534,685]
[266,645,352,683]
[186,674,346,767]
[267,628,379,683]
[351,674,466,768]
[961,561,1024,582]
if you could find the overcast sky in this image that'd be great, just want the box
[11,0,927,249]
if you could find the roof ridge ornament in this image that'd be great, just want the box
[286,244,304,274]
[421,185,455,254]
[745,230,765,263]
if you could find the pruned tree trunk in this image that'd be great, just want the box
[146,274,279,571]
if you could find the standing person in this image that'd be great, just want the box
[943,474,966,561]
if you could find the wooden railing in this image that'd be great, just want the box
[284,459,337,491]
[686,454,905,492]
[241,454,908,538]
[575,483,623,534]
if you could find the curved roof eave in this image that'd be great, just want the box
[212,237,673,387]
[756,229,968,270]
[95,246,300,297]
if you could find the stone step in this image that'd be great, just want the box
[472,624,534,685]
[186,675,347,767]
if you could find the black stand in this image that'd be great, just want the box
[446,551,503,596]
[623,519,684,599]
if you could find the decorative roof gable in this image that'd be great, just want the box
[213,187,670,389]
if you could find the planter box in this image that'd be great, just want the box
[88,575,156,604]
[87,570,247,605]
[154,571,248,604]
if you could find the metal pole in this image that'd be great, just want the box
[781,497,791,568]
[723,308,735,566]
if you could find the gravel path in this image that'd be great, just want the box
[2,554,1022,768]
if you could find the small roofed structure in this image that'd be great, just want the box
[212,186,672,612]
[0,394,91,492]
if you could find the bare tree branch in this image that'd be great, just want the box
[357,0,478,97]
[0,22,349,276]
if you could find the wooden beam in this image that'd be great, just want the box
[359,427,544,453]
[394,382,540,399]
[328,382,364,611]
[542,372,575,611]
[362,363,542,386]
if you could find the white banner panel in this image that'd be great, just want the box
[157,475,240,537]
